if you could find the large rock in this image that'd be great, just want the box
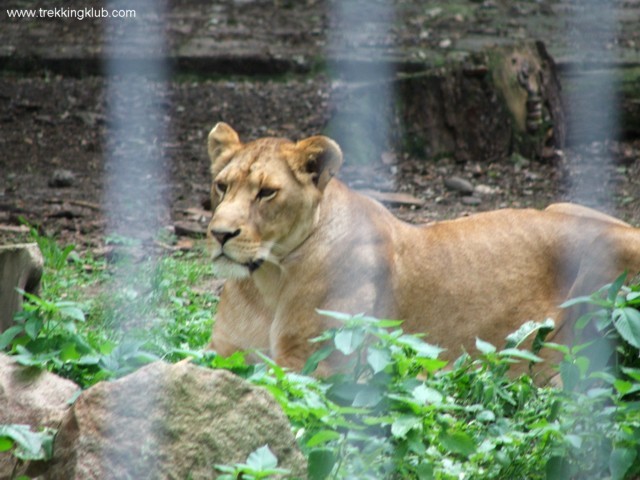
[0,243,44,333]
[0,353,79,478]
[46,361,306,479]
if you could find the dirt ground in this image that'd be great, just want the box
[1,0,640,253]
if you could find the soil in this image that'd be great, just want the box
[1,0,640,254]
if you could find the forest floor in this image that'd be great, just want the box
[1,0,640,254]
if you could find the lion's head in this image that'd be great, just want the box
[206,123,343,279]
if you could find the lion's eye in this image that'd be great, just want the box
[215,182,228,197]
[257,187,278,200]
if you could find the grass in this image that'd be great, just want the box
[3,232,640,479]
[2,230,217,387]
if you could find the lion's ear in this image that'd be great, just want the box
[208,122,241,169]
[294,136,343,191]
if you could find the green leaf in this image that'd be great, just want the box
[60,343,81,362]
[412,383,443,405]
[477,410,495,423]
[57,304,85,322]
[613,379,634,395]
[24,317,42,340]
[610,447,636,480]
[316,310,354,323]
[306,430,341,448]
[302,345,333,375]
[0,436,14,452]
[621,366,640,382]
[613,307,640,348]
[608,272,627,303]
[498,348,543,363]
[560,361,581,391]
[353,384,384,408]
[532,319,556,354]
[391,415,421,439]
[374,319,404,328]
[475,337,496,355]
[366,346,392,374]
[546,456,572,480]
[415,462,434,480]
[505,318,555,348]
[77,354,101,366]
[0,325,23,350]
[334,328,365,355]
[416,357,449,373]
[308,448,336,480]
[397,335,444,358]
[246,444,278,471]
[627,291,640,303]
[439,431,477,458]
[0,425,55,461]
[564,434,582,449]
[560,295,594,309]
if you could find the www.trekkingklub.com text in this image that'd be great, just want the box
[6,7,136,21]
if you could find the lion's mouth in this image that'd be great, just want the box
[214,253,264,273]
[246,259,264,272]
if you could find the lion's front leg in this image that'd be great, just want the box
[209,281,272,360]
[269,310,340,376]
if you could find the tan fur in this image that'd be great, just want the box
[206,123,640,377]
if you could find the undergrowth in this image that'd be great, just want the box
[2,233,640,479]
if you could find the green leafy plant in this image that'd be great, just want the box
[2,289,159,386]
[540,274,640,480]
[0,424,55,480]
[215,445,292,479]
[2,235,216,388]
[6,232,640,479]
[0,424,55,461]
[26,223,77,272]
[557,272,640,382]
[201,304,640,480]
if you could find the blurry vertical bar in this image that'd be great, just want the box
[324,2,396,475]
[561,1,619,475]
[102,0,168,472]
[104,0,169,242]
[565,0,619,208]
[327,0,396,185]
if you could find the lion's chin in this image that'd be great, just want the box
[211,256,251,280]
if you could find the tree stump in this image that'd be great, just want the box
[327,41,566,165]
[398,41,565,163]
[0,243,44,333]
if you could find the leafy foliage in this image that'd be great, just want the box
[3,231,217,388]
[215,445,292,479]
[4,233,640,479]
[195,306,640,480]
[0,424,55,461]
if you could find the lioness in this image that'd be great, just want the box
[206,122,640,375]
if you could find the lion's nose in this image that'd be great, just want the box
[211,228,241,246]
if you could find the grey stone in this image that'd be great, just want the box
[46,361,306,479]
[48,169,75,188]
[474,184,500,196]
[444,176,475,195]
[0,243,44,333]
[0,353,79,478]
[461,196,482,206]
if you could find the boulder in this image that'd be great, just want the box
[46,361,306,479]
[0,353,79,478]
[0,243,44,333]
